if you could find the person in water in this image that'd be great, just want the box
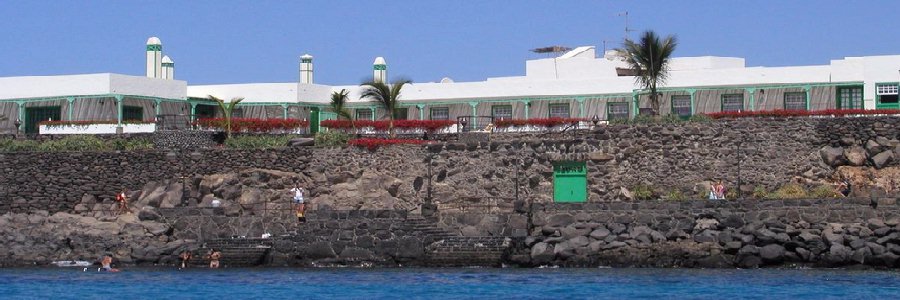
[99,255,119,272]
[179,250,192,269]
[206,249,221,269]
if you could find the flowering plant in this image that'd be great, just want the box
[706,109,900,119]
[493,117,585,128]
[39,120,155,127]
[194,118,309,133]
[321,120,455,133]
[348,138,428,150]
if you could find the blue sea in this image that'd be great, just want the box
[0,268,898,299]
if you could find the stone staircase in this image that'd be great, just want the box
[192,238,272,267]
[406,216,508,267]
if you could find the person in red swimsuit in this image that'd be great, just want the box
[115,189,131,215]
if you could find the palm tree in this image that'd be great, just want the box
[330,89,353,121]
[619,30,678,115]
[208,95,244,139]
[359,78,411,138]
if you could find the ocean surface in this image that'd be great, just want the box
[0,267,898,299]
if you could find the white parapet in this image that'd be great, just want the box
[39,123,156,135]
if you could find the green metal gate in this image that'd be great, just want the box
[25,106,61,134]
[553,161,587,202]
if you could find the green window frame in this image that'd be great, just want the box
[671,95,692,118]
[607,102,629,121]
[548,103,570,118]
[837,86,863,109]
[783,92,807,110]
[876,83,899,108]
[355,108,373,120]
[721,94,744,112]
[122,105,143,121]
[394,107,408,120]
[430,107,449,120]
[491,105,513,120]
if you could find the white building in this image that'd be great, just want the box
[1,37,900,134]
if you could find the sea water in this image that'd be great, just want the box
[0,268,898,299]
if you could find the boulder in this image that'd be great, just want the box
[759,244,786,263]
[819,146,846,167]
[548,214,575,228]
[288,138,315,147]
[304,241,336,259]
[588,151,614,162]
[866,139,887,155]
[568,236,590,248]
[589,228,611,240]
[872,151,894,169]
[530,242,555,264]
[844,146,868,166]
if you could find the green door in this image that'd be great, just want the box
[837,86,863,109]
[309,107,320,134]
[553,161,587,202]
[25,106,62,134]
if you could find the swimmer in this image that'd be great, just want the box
[179,250,193,269]
[98,255,120,272]
[205,249,221,269]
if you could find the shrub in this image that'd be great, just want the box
[224,135,296,149]
[494,118,584,129]
[320,120,455,133]
[195,118,309,133]
[809,184,838,198]
[109,138,154,151]
[769,183,808,199]
[751,186,769,199]
[38,135,108,152]
[0,139,39,152]
[706,108,900,119]
[687,114,713,123]
[314,131,351,147]
[631,184,655,200]
[665,189,688,201]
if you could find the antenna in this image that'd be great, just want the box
[617,11,636,42]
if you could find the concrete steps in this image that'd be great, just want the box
[192,238,273,267]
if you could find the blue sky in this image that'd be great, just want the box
[1,0,898,85]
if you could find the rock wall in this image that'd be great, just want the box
[511,199,900,268]
[5,116,900,214]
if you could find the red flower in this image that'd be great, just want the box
[493,118,584,129]
[193,118,310,132]
[320,120,455,133]
[348,138,428,150]
[705,109,900,119]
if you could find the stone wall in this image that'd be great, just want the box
[512,199,900,268]
[0,148,312,214]
[5,117,900,215]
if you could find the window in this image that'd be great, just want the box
[393,108,408,120]
[492,105,512,120]
[122,106,143,121]
[231,108,244,118]
[838,87,863,109]
[548,103,570,118]
[607,102,629,121]
[721,94,744,112]
[783,92,807,110]
[876,84,898,95]
[356,109,373,120]
[877,84,899,105]
[430,107,449,120]
[671,95,692,117]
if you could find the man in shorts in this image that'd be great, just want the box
[290,185,306,223]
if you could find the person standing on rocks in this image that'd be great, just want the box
[291,184,306,223]
[115,189,131,215]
